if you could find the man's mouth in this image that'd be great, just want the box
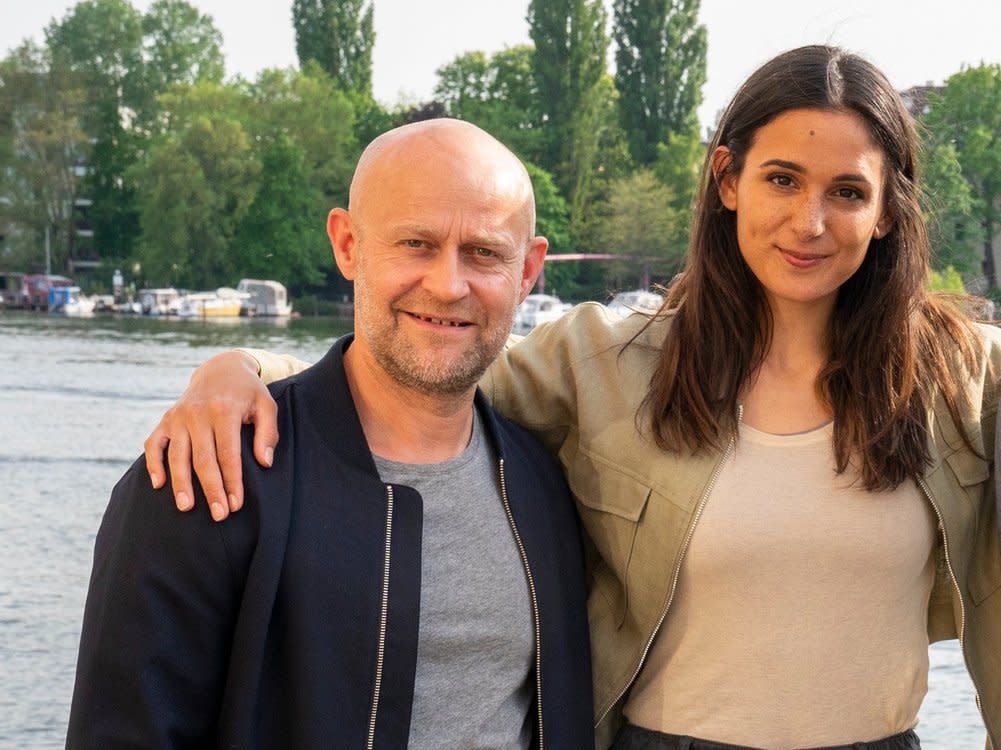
[407,311,472,327]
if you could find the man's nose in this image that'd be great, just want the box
[422,248,469,301]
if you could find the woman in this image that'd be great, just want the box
[145,46,1001,749]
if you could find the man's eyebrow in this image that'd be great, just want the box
[758,159,872,185]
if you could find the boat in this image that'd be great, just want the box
[236,279,292,317]
[606,289,664,318]
[139,288,182,316]
[48,286,96,316]
[514,293,571,332]
[177,287,248,318]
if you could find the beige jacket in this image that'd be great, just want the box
[255,302,1001,749]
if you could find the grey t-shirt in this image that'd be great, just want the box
[373,409,535,749]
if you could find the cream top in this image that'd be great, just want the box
[622,422,937,748]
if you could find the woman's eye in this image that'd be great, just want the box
[768,174,794,188]
[835,187,864,200]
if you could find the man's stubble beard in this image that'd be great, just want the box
[353,267,515,397]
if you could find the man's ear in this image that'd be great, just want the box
[328,208,357,280]
[519,236,548,301]
[712,146,738,211]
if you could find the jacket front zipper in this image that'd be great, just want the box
[497,457,545,749]
[596,416,740,728]
[917,476,994,750]
[366,485,395,750]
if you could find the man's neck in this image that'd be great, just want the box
[343,345,477,464]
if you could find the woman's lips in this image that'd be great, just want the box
[780,248,827,269]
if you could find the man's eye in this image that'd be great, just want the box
[472,247,496,258]
[403,239,424,248]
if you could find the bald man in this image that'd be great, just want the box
[66,120,593,749]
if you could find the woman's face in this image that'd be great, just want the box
[716,108,892,317]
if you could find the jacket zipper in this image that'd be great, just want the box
[498,457,545,749]
[595,408,741,728]
[916,476,994,749]
[366,485,395,750]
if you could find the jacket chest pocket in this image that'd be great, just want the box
[568,447,652,627]
[943,448,1001,605]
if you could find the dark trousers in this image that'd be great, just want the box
[611,724,921,750]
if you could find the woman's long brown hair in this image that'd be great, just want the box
[643,45,981,491]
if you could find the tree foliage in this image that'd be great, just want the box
[922,142,981,279]
[613,0,706,165]
[141,0,225,102]
[132,116,260,288]
[245,65,359,209]
[0,43,90,271]
[527,0,608,175]
[292,0,374,97]
[598,168,685,288]
[434,46,542,161]
[923,64,1001,287]
[233,135,329,288]
[43,0,226,266]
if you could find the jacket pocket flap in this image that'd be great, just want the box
[569,446,652,522]
[944,449,989,487]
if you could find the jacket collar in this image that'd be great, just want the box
[290,334,506,477]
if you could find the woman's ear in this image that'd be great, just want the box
[712,146,737,211]
[872,213,894,240]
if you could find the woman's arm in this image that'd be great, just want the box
[144,349,309,521]
[143,304,617,521]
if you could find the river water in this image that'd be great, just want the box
[0,311,988,748]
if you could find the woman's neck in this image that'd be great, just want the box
[741,298,833,434]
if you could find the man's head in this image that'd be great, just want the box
[328,118,547,397]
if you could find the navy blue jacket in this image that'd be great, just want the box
[67,336,593,749]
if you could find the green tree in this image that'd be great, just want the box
[613,0,706,166]
[598,168,685,288]
[292,0,374,97]
[928,265,966,293]
[132,117,260,287]
[922,142,981,279]
[141,0,225,104]
[651,128,702,251]
[233,135,328,288]
[525,162,570,250]
[46,0,145,263]
[527,0,609,176]
[434,46,543,162]
[245,65,359,209]
[923,65,1001,287]
[0,43,90,271]
[45,0,226,265]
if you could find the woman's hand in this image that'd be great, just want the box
[143,350,279,521]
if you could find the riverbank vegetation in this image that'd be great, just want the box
[1,0,998,304]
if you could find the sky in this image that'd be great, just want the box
[2,0,1000,130]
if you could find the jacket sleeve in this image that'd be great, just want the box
[66,459,248,749]
[238,347,312,384]
[482,302,637,455]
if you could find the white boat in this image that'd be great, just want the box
[514,293,571,332]
[177,287,248,318]
[139,288,182,316]
[49,286,96,317]
[236,279,292,317]
[606,289,664,318]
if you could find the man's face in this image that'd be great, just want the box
[335,136,543,396]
